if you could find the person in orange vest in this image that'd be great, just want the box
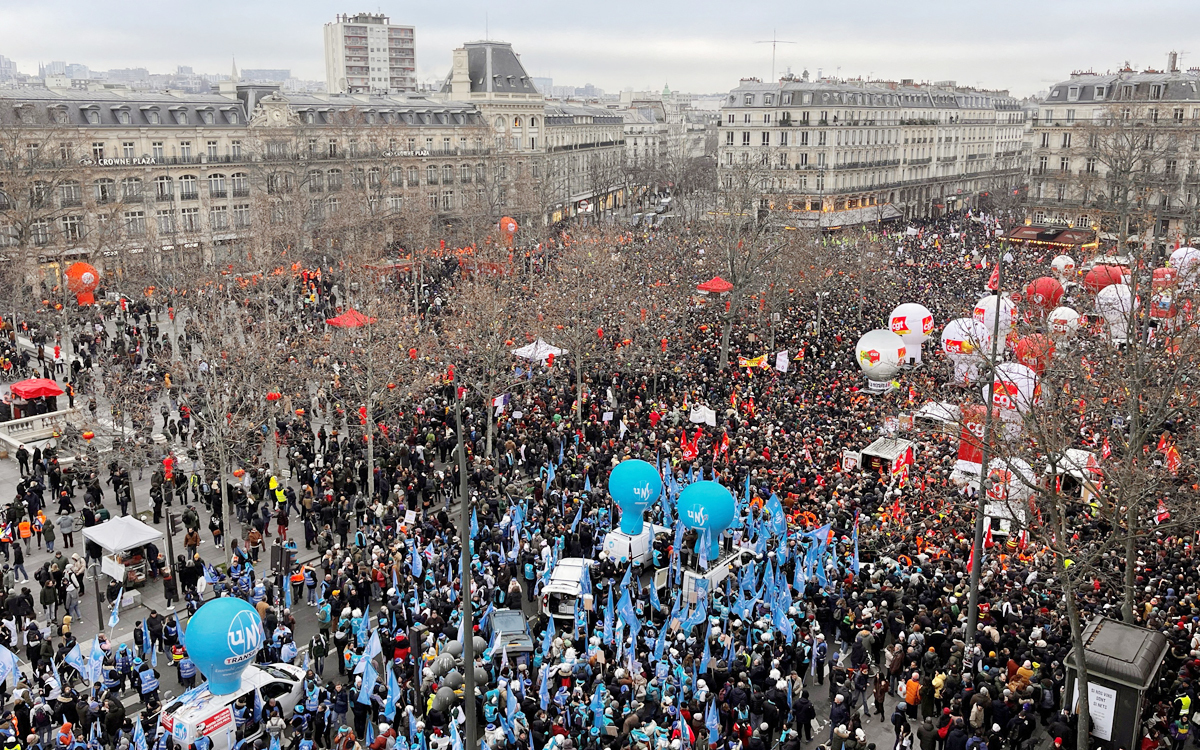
[56,722,73,749]
[17,519,32,553]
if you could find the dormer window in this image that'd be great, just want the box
[116,110,131,125]
[305,111,316,124]
[174,110,188,125]
[86,110,100,125]
[201,111,215,125]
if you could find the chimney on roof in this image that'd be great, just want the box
[1169,51,1180,73]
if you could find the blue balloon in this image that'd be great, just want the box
[184,597,265,695]
[677,481,736,555]
[608,459,662,535]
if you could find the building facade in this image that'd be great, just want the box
[1025,58,1200,243]
[717,76,1026,226]
[0,39,627,284]
[323,13,416,94]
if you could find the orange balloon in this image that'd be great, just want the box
[65,262,100,305]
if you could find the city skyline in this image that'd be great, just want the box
[3,0,1198,97]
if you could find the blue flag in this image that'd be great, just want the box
[705,699,721,739]
[131,719,148,750]
[253,686,263,721]
[358,659,378,703]
[175,610,185,639]
[603,588,615,645]
[700,623,712,672]
[583,474,592,493]
[579,564,592,597]
[284,574,293,610]
[470,509,479,540]
[617,589,641,642]
[357,605,370,646]
[765,493,787,537]
[108,588,124,629]
[570,502,584,533]
[142,618,157,667]
[851,513,861,575]
[539,664,551,711]
[63,644,86,676]
[541,622,555,660]
[411,545,423,578]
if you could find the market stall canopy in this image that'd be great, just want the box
[325,309,377,328]
[10,378,64,399]
[696,276,734,294]
[511,338,566,362]
[83,515,163,553]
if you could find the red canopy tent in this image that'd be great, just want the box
[10,378,64,399]
[325,309,377,328]
[696,276,734,294]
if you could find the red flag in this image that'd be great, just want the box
[1157,432,1170,453]
[1165,445,1182,474]
[1156,499,1171,524]
[1102,437,1112,459]
[986,266,999,291]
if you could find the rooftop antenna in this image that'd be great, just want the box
[485,12,489,41]
[754,30,796,82]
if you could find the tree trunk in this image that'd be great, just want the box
[719,316,733,369]
[1122,498,1137,622]
[217,437,233,569]
[575,359,584,425]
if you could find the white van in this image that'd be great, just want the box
[601,524,670,567]
[160,663,306,750]
[540,558,594,624]
[681,548,756,600]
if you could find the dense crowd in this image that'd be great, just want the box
[0,210,1194,750]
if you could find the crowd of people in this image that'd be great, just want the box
[0,210,1194,750]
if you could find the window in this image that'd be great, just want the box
[727,114,735,124]
[232,204,251,229]
[1166,159,1178,177]
[407,167,419,186]
[761,132,770,146]
[121,177,143,199]
[179,141,192,160]
[476,164,486,183]
[59,182,82,207]
[782,93,792,105]
[1067,86,1079,102]
[388,195,403,211]
[156,209,176,234]
[308,170,324,193]
[742,132,751,146]
[179,176,199,200]
[817,131,827,146]
[779,132,788,146]
[124,210,146,237]
[1174,108,1185,123]
[151,141,164,160]
[1151,84,1164,100]
[328,139,338,158]
[30,220,50,246]
[94,179,115,204]
[1059,157,1069,172]
[1037,156,1048,174]
[146,111,160,125]
[327,170,342,191]
[798,152,808,166]
[441,190,453,210]
[61,215,82,242]
[799,131,809,146]
[442,165,454,183]
[1151,109,1160,124]
[209,174,227,197]
[1065,110,1075,124]
[1094,85,1106,100]
[1085,157,1096,174]
[122,142,135,158]
[368,168,381,189]
[426,165,438,184]
[763,94,774,105]
[230,173,248,197]
[210,205,229,230]
[207,141,219,159]
[1040,133,1050,148]
[308,199,324,221]
[1061,133,1071,148]
[1042,109,1053,123]
[726,131,734,146]
[231,140,242,159]
[91,142,105,160]
[744,94,754,105]
[180,207,200,232]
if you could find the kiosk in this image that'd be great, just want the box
[1063,616,1168,750]
[82,515,164,588]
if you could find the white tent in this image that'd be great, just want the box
[914,401,960,424]
[82,515,163,553]
[511,339,566,363]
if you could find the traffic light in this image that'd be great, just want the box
[168,513,182,535]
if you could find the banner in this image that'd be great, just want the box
[737,355,770,369]
[956,404,991,471]
[841,449,860,473]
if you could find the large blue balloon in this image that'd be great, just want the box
[184,597,265,695]
[608,459,662,535]
[677,480,736,539]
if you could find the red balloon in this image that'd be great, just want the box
[408,348,418,359]
[1153,267,1178,289]
[1024,277,1064,311]
[546,353,555,367]
[1083,265,1126,293]
[1014,334,1055,375]
[596,327,604,339]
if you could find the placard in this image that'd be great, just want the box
[602,411,614,422]
[841,449,861,473]
[404,510,417,525]
[1071,681,1117,741]
[101,555,127,583]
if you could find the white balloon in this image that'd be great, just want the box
[983,362,1040,414]
[1050,255,1076,278]
[940,318,987,359]
[1170,247,1200,289]
[1095,283,1137,343]
[973,294,1016,347]
[889,303,934,364]
[855,329,906,382]
[1046,306,1081,336]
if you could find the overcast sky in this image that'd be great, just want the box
[3,1,1198,97]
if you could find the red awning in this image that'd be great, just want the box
[325,309,377,328]
[10,378,64,399]
[696,276,734,294]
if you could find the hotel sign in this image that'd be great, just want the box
[80,157,158,167]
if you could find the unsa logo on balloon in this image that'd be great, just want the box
[686,507,709,527]
[225,611,263,664]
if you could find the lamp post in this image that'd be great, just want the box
[453,368,476,749]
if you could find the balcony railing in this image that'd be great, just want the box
[179,191,199,201]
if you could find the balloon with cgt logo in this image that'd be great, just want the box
[183,597,265,694]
